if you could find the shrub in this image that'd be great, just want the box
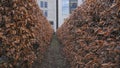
[57,0,120,68]
[0,0,53,68]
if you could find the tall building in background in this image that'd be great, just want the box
[37,0,83,31]
[58,0,83,27]
[37,0,57,31]
[58,0,69,28]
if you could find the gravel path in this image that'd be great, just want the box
[39,35,70,68]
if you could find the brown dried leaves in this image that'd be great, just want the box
[0,0,53,68]
[57,0,120,68]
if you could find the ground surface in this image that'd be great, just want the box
[39,34,70,68]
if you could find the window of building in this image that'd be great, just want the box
[70,3,77,8]
[70,3,77,13]
[50,21,54,25]
[44,10,48,17]
[40,1,43,8]
[49,21,54,28]
[45,2,48,8]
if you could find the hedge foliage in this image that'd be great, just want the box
[0,0,53,68]
[57,0,120,68]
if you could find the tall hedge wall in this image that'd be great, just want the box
[57,0,120,68]
[0,0,53,68]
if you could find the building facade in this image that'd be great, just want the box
[58,0,84,27]
[37,0,57,31]
[37,0,83,31]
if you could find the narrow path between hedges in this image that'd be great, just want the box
[39,34,70,68]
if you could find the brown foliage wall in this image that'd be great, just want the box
[0,0,53,68]
[57,0,120,68]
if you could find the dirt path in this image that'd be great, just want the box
[39,35,70,68]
